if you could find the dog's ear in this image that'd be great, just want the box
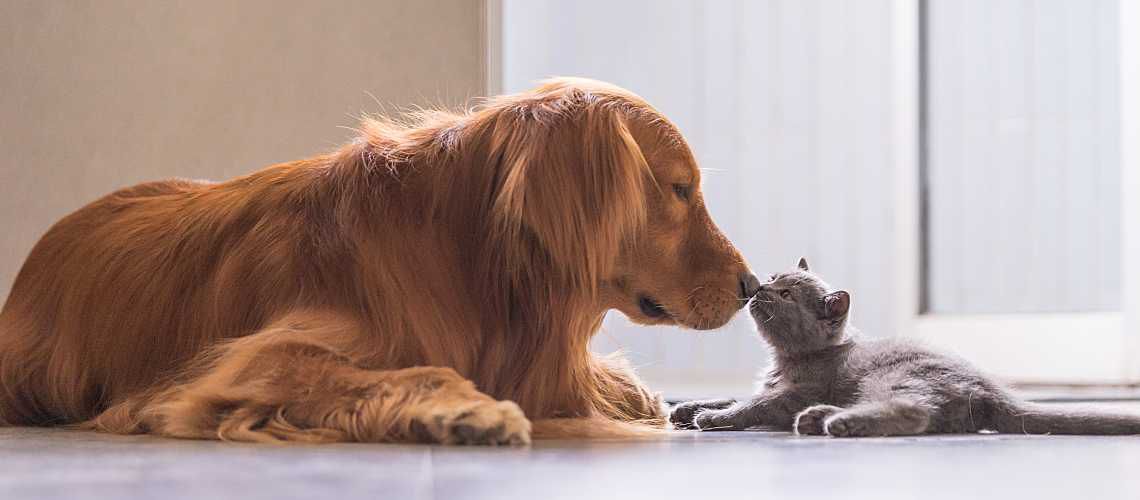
[488,93,649,293]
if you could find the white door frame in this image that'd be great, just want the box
[481,0,503,96]
[895,0,1140,385]
[1120,0,1140,383]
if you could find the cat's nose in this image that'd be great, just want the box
[739,272,762,300]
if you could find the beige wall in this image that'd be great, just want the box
[0,0,488,303]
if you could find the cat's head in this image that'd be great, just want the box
[748,257,851,355]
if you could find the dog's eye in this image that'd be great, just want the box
[672,184,692,202]
[779,290,792,299]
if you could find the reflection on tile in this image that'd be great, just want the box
[3,425,1139,500]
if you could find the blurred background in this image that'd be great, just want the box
[2,0,1137,398]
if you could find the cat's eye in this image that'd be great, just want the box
[779,290,792,299]
[672,184,692,202]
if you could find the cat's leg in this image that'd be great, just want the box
[823,398,931,437]
[88,310,531,445]
[794,404,845,436]
[692,390,812,431]
[668,398,737,429]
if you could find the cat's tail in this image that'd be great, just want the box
[991,401,1140,435]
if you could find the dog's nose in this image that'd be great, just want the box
[739,272,762,300]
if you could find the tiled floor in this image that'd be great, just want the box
[3,417,1140,500]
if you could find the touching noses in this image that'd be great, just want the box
[739,272,762,302]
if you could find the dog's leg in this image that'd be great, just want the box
[88,311,531,445]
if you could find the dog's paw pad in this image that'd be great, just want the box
[417,401,531,446]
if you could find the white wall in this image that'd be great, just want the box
[504,0,902,396]
[0,0,488,305]
[926,0,1120,314]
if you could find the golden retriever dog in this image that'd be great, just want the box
[0,78,757,444]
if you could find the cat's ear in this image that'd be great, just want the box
[797,257,810,271]
[821,291,850,319]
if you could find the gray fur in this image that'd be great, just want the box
[670,259,1140,437]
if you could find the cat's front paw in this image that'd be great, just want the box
[693,409,737,431]
[794,405,843,436]
[669,399,735,430]
[668,403,701,429]
[823,413,874,437]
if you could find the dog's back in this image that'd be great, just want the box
[0,173,315,425]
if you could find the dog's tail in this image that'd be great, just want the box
[991,401,1140,435]
[530,416,667,440]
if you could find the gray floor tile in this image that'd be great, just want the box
[2,422,1139,500]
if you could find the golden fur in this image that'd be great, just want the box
[0,78,751,443]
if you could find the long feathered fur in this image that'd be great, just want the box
[0,78,747,440]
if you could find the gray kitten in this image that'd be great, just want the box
[670,258,1140,437]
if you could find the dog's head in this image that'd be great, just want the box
[484,78,757,330]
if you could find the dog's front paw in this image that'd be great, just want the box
[794,405,843,436]
[413,400,532,445]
